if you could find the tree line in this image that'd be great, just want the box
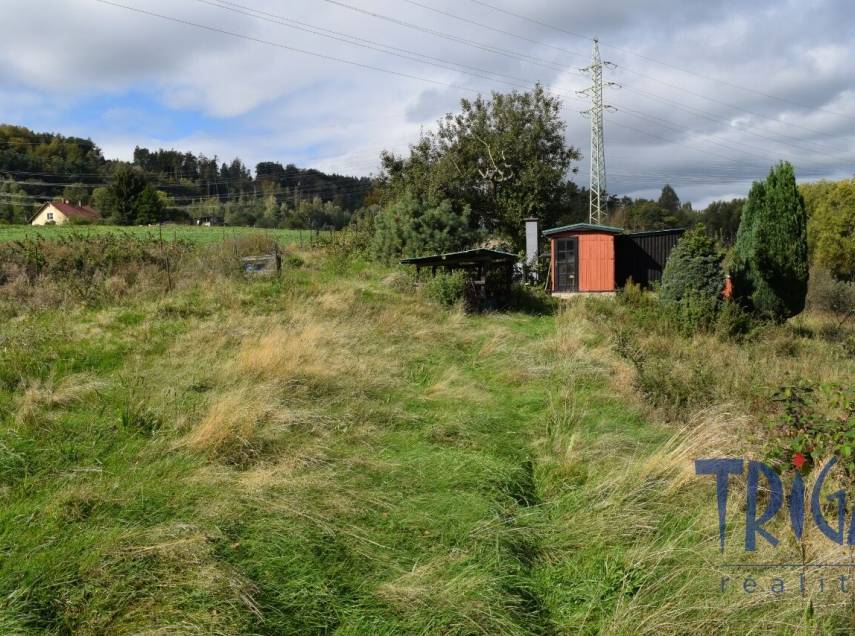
[0,124,373,227]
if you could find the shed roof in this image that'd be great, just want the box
[621,227,686,238]
[400,248,518,267]
[542,223,624,236]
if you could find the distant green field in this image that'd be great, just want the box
[0,224,304,245]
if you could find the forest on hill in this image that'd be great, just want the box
[0,124,374,228]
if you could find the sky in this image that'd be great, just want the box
[0,0,852,208]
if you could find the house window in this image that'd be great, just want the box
[46,212,54,221]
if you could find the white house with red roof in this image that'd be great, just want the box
[30,200,102,225]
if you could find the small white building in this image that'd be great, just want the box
[30,200,102,226]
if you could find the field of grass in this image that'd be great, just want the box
[0,223,305,245]
[0,241,853,633]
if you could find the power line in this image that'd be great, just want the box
[611,104,852,175]
[95,0,484,95]
[465,0,855,122]
[399,0,590,62]
[194,0,604,131]
[325,0,852,160]
[393,0,853,145]
[618,83,848,158]
[50,0,855,204]
[0,166,376,188]
[615,67,851,148]
[321,0,568,73]
[197,0,540,89]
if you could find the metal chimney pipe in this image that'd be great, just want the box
[524,217,539,281]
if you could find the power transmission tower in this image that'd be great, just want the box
[578,39,617,225]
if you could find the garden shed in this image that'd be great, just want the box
[543,223,685,295]
[401,248,517,311]
[542,223,623,294]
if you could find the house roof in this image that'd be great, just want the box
[33,201,102,223]
[400,248,518,267]
[542,223,624,236]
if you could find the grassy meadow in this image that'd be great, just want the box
[0,223,304,246]
[0,235,853,634]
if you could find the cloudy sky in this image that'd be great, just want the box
[1,0,852,207]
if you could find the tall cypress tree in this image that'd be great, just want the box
[730,162,808,320]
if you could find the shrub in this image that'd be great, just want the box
[616,279,649,308]
[507,283,556,315]
[0,234,191,307]
[731,162,809,321]
[371,192,482,263]
[660,225,725,304]
[659,226,725,335]
[612,328,716,416]
[807,268,855,325]
[423,270,468,308]
[764,383,855,476]
[664,290,721,336]
[713,300,754,340]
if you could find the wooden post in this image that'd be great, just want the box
[159,223,173,292]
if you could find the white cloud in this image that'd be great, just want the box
[0,0,851,204]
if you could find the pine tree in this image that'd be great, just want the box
[658,184,680,213]
[731,162,809,320]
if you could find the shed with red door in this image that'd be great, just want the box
[543,223,623,293]
[542,223,685,294]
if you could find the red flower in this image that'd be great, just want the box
[792,452,807,470]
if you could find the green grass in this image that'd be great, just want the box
[0,247,853,633]
[0,223,305,245]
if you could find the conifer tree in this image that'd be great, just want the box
[731,162,808,320]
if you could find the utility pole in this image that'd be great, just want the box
[579,39,617,225]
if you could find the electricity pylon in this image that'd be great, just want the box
[578,39,617,226]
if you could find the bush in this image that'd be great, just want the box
[663,290,721,336]
[371,192,482,263]
[507,284,556,315]
[764,383,855,476]
[613,328,716,416]
[659,226,725,335]
[0,234,191,306]
[731,162,809,321]
[616,279,650,308]
[423,270,468,308]
[660,225,725,304]
[807,268,855,325]
[713,300,755,340]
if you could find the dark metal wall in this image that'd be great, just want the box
[615,229,685,287]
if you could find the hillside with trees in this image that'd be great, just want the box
[0,124,373,227]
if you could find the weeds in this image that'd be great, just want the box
[423,269,468,307]
[0,238,852,634]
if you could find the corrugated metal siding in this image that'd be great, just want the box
[615,230,684,287]
[579,234,615,292]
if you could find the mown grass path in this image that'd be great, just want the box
[1,255,849,634]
